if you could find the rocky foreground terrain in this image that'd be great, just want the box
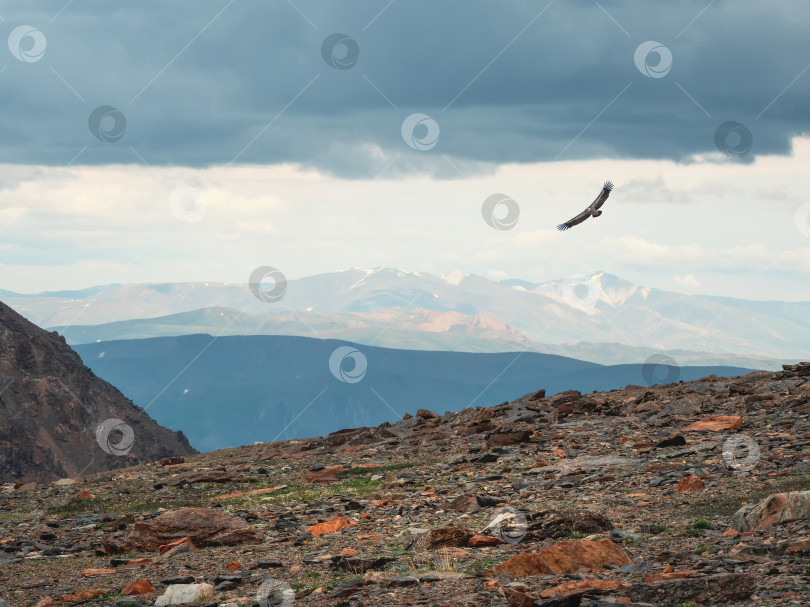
[2,364,810,606]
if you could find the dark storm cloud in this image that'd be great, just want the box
[1,0,808,176]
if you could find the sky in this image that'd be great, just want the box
[1,0,809,300]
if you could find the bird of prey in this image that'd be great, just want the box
[556,181,614,231]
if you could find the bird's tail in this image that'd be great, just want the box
[603,180,614,191]
[556,224,569,231]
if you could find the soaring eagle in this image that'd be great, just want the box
[556,181,614,231]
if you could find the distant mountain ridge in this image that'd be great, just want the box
[6,267,809,364]
[74,334,753,452]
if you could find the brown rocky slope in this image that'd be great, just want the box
[0,300,196,484]
[1,363,810,606]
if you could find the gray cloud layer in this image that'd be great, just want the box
[2,0,808,176]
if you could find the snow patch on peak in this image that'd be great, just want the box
[442,270,467,285]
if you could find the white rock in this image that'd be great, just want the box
[154,583,214,606]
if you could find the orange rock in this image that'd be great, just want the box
[225,561,241,570]
[486,539,632,577]
[676,475,705,492]
[683,415,743,432]
[32,597,56,607]
[344,445,364,452]
[158,536,194,555]
[357,534,380,540]
[339,548,358,557]
[121,579,155,595]
[303,465,346,484]
[360,512,370,519]
[123,557,153,567]
[468,534,504,547]
[723,529,740,536]
[644,569,698,582]
[616,598,632,604]
[663,564,674,573]
[306,517,357,536]
[77,490,94,500]
[552,448,567,457]
[59,589,103,602]
[539,579,631,598]
[81,568,117,576]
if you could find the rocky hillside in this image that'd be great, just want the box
[1,364,809,606]
[0,301,196,484]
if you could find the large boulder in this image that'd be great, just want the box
[102,507,263,554]
[731,490,810,532]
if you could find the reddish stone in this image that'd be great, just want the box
[121,579,155,595]
[539,579,631,598]
[59,588,104,603]
[306,517,357,536]
[303,465,345,484]
[644,569,698,582]
[339,548,358,557]
[158,536,194,555]
[468,534,504,547]
[676,475,705,493]
[32,598,56,607]
[102,507,263,554]
[683,416,743,432]
[486,539,632,577]
[225,561,241,570]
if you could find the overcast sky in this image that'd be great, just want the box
[1,0,809,300]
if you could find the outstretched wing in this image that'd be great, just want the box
[556,208,591,231]
[590,180,613,211]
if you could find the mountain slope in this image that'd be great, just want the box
[74,334,752,451]
[0,301,196,484]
